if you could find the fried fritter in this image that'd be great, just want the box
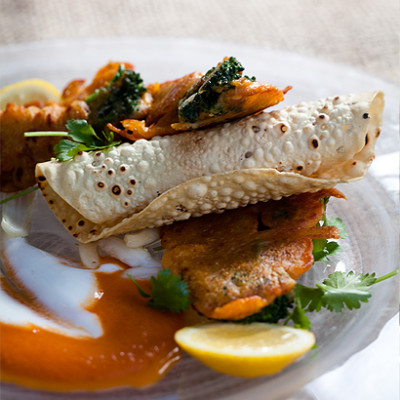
[61,62,135,104]
[109,58,289,141]
[161,189,343,320]
[0,101,89,192]
[1,61,142,193]
[109,72,202,140]
[161,189,344,248]
[163,237,314,320]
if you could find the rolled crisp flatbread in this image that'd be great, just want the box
[35,91,384,243]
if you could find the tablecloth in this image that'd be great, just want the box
[0,0,398,83]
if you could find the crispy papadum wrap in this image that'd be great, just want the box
[35,91,383,243]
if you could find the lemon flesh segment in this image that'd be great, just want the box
[0,79,61,109]
[174,322,315,378]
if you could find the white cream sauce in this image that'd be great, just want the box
[0,193,162,340]
[1,237,123,338]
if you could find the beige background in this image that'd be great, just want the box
[0,0,398,84]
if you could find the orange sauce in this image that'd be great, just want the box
[0,269,184,391]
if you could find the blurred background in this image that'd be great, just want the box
[0,0,398,83]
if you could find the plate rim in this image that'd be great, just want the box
[0,36,398,400]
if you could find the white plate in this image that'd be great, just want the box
[0,37,398,400]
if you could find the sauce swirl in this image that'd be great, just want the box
[0,239,183,391]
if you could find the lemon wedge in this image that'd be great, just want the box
[0,79,61,109]
[175,322,315,377]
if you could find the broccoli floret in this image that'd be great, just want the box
[178,57,245,123]
[237,295,294,324]
[86,65,146,131]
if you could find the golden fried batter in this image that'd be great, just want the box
[161,189,343,320]
[1,61,145,193]
[0,101,89,192]
[171,78,290,131]
[109,64,289,141]
[109,72,202,140]
[61,62,135,104]
[161,189,344,248]
[163,238,314,320]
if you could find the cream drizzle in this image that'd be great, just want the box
[1,237,121,338]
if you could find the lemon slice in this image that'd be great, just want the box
[175,322,315,377]
[0,79,61,109]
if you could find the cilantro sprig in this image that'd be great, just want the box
[0,185,39,205]
[129,269,191,313]
[24,119,121,161]
[312,197,347,262]
[127,266,397,329]
[240,269,397,330]
[286,269,398,329]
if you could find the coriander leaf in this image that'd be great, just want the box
[53,120,120,161]
[298,270,398,314]
[289,270,398,330]
[286,296,311,330]
[318,271,375,312]
[294,284,323,312]
[25,119,120,162]
[65,119,103,147]
[313,240,342,262]
[54,140,88,161]
[129,269,191,313]
[128,275,151,298]
[325,241,340,254]
[326,217,347,239]
[312,238,329,262]
[312,211,347,261]
[149,269,191,313]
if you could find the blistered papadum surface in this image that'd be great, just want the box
[35,91,384,242]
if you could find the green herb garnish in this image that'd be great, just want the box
[312,197,347,261]
[286,269,398,329]
[178,56,245,123]
[238,270,398,330]
[25,119,121,161]
[0,185,39,205]
[129,268,191,313]
[238,295,293,324]
[244,75,257,82]
[86,65,146,131]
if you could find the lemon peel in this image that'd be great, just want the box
[174,322,315,377]
[0,79,60,109]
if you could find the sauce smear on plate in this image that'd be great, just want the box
[1,254,183,391]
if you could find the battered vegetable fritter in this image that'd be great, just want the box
[0,62,137,193]
[161,189,343,320]
[0,101,89,192]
